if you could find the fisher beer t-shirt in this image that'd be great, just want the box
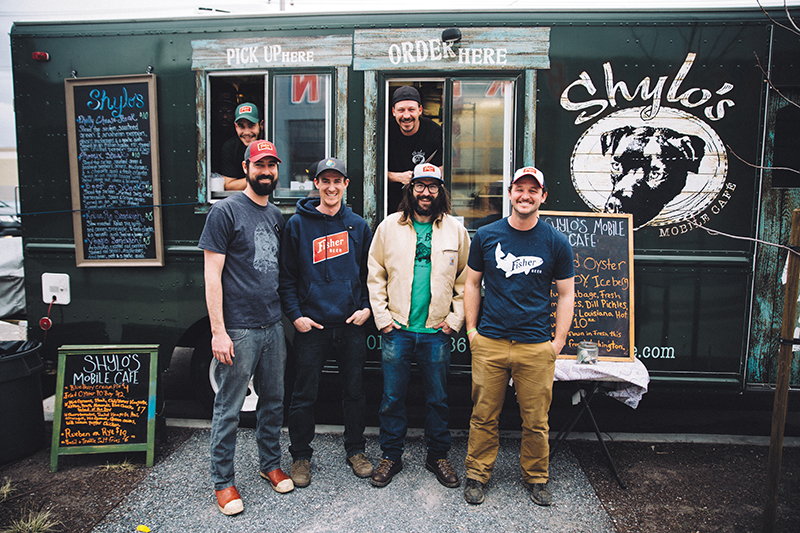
[468,218,574,344]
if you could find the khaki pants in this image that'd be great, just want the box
[464,334,556,484]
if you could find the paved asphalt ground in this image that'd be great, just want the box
[92,427,615,533]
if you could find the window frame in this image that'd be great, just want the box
[199,67,338,208]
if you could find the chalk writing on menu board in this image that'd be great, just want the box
[51,345,158,471]
[65,75,163,266]
[58,351,151,447]
[540,211,634,361]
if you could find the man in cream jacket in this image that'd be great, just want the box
[367,163,470,489]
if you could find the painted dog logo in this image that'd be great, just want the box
[600,126,706,228]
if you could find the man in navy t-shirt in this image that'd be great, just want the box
[462,166,575,507]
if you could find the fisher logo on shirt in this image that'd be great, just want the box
[494,243,543,278]
[313,230,349,264]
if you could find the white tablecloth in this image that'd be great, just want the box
[554,358,650,409]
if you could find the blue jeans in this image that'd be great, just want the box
[210,321,286,491]
[289,324,367,460]
[379,328,451,462]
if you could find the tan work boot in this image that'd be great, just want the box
[346,453,373,478]
[290,459,311,488]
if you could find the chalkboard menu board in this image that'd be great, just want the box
[65,74,163,266]
[540,211,634,362]
[50,345,158,471]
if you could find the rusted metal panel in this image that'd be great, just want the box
[191,35,353,70]
[194,70,208,213]
[353,27,550,71]
[363,71,378,229]
[748,89,800,387]
[524,69,536,167]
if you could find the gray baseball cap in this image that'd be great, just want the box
[314,157,347,179]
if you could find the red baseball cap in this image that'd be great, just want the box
[244,140,281,163]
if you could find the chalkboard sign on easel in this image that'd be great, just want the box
[65,74,164,267]
[50,345,158,472]
[540,211,634,362]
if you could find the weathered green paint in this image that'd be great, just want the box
[336,65,350,204]
[336,66,349,163]
[9,7,800,390]
[194,70,208,214]
[749,87,800,387]
[362,71,378,228]
[524,69,537,167]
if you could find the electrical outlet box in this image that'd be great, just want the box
[42,273,71,305]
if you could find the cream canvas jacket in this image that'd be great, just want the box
[367,212,470,332]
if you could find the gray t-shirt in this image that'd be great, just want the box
[198,192,284,328]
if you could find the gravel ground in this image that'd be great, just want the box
[92,429,613,533]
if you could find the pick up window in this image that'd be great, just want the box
[206,72,332,202]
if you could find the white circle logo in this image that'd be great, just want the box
[571,107,727,229]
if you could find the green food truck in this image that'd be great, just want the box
[9,4,800,416]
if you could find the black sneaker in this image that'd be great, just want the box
[370,458,402,487]
[463,478,485,505]
[525,481,552,506]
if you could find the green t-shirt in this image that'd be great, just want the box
[405,220,438,333]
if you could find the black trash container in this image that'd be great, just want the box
[0,340,46,464]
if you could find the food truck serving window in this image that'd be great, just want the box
[206,71,333,202]
[384,77,516,226]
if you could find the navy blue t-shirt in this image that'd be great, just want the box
[198,193,284,328]
[468,218,574,343]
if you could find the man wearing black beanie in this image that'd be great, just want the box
[387,85,443,214]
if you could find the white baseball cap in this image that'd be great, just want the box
[511,166,545,188]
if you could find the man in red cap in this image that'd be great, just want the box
[463,166,575,507]
[199,140,293,516]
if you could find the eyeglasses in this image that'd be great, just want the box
[412,182,440,194]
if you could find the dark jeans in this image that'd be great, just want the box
[288,324,367,460]
[379,328,451,462]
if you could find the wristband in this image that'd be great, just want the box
[467,328,477,335]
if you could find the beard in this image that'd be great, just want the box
[247,172,277,197]
[413,194,436,217]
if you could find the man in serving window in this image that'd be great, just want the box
[387,85,443,214]
[219,102,264,191]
